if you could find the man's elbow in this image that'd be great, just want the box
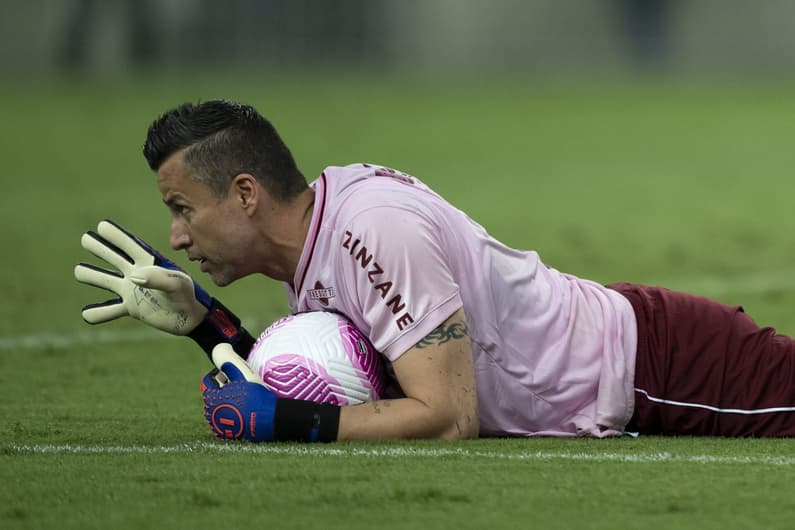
[440,408,479,440]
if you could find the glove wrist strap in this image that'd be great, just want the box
[273,399,341,442]
[188,298,256,358]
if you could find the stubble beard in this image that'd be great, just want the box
[206,264,238,287]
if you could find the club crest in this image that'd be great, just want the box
[307,281,335,306]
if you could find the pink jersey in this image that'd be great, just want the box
[285,164,638,437]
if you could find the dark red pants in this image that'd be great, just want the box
[608,283,795,437]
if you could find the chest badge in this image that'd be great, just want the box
[307,281,335,306]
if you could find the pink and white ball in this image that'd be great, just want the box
[247,312,385,406]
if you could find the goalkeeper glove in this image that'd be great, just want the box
[74,219,254,357]
[202,344,341,443]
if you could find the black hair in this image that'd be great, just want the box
[143,100,307,200]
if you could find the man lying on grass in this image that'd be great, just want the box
[76,100,795,442]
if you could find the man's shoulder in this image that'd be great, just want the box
[322,163,431,195]
[322,163,439,217]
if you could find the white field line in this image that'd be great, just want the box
[0,318,260,351]
[0,328,172,351]
[6,442,795,466]
[4,270,795,352]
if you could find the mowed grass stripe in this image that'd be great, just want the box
[7,443,795,466]
[6,269,795,351]
[0,328,168,350]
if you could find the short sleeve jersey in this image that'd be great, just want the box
[285,164,638,437]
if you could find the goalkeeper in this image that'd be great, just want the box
[77,100,795,442]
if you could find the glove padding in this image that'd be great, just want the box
[74,220,211,335]
[201,344,277,442]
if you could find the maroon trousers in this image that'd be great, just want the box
[608,283,795,437]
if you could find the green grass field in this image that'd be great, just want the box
[2,74,795,529]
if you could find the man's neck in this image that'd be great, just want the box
[258,187,315,283]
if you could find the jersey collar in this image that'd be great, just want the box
[293,171,327,294]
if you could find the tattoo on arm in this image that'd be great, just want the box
[415,320,469,349]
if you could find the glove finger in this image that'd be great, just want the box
[97,220,157,266]
[128,265,191,293]
[81,299,128,324]
[212,343,262,383]
[74,263,125,294]
[80,231,136,274]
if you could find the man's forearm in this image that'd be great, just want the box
[336,308,480,441]
[338,396,479,440]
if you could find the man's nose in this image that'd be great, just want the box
[170,219,191,250]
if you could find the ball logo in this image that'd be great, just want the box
[211,404,244,439]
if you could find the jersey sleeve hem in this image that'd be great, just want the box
[380,292,464,362]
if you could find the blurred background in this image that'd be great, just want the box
[2,0,795,340]
[3,6,795,525]
[2,1,795,472]
[3,0,795,76]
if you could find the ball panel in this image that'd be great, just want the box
[259,353,350,406]
[248,312,386,405]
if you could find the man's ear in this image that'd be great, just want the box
[230,174,259,215]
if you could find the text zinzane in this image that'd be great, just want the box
[342,230,415,331]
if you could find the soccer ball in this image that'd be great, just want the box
[247,312,386,406]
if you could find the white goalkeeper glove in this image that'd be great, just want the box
[74,220,255,357]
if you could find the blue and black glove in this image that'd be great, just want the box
[74,220,255,358]
[201,344,341,443]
